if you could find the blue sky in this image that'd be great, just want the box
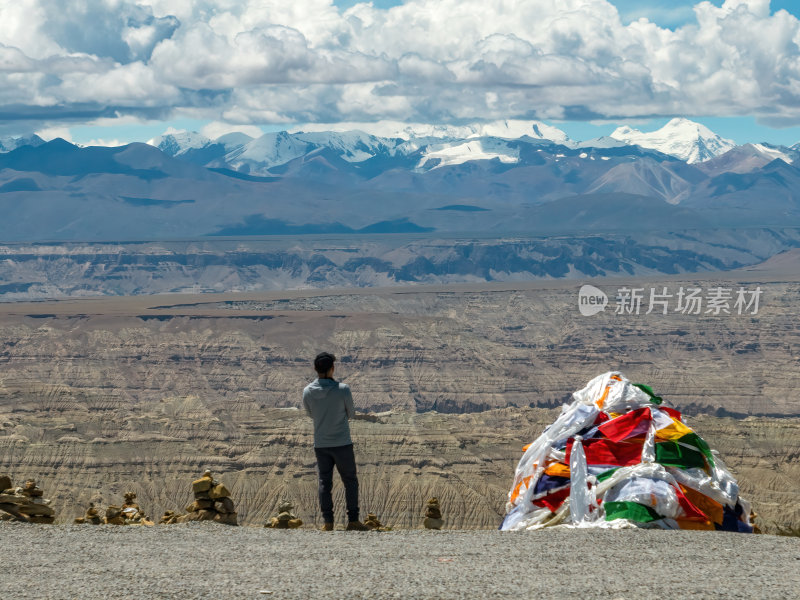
[333,0,800,28]
[609,0,799,27]
[4,1,800,147]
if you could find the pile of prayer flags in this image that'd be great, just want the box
[500,372,754,532]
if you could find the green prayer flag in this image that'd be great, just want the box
[633,383,663,405]
[596,468,619,482]
[655,440,706,469]
[677,432,715,468]
[604,501,661,522]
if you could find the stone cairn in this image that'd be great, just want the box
[751,510,762,534]
[121,492,148,523]
[423,497,444,530]
[104,505,126,525]
[169,469,237,525]
[159,510,182,525]
[75,492,154,525]
[0,475,55,524]
[364,512,392,531]
[265,499,303,529]
[74,502,102,525]
[119,492,153,525]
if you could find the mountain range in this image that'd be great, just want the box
[1,118,800,241]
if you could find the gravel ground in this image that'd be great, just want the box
[2,522,799,599]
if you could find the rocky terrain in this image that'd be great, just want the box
[1,229,800,300]
[0,275,798,532]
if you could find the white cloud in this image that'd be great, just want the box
[200,120,263,139]
[58,61,181,104]
[1,0,800,130]
[35,125,73,141]
[0,44,36,72]
[81,138,125,147]
[0,1,62,60]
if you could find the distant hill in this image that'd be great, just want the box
[2,120,800,242]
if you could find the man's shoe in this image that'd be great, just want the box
[346,520,370,531]
[321,522,334,531]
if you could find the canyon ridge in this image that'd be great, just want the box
[1,272,798,532]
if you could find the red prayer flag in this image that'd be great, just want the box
[566,437,643,467]
[660,406,683,422]
[533,485,570,512]
[597,407,651,442]
[593,412,610,425]
[674,483,710,521]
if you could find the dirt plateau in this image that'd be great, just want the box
[0,277,798,533]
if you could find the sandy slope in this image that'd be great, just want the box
[1,280,799,533]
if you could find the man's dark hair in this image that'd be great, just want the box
[314,352,336,375]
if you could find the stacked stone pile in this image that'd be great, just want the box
[423,497,444,530]
[120,492,154,525]
[75,492,154,525]
[159,510,182,524]
[104,505,125,525]
[265,500,303,529]
[0,475,55,524]
[178,470,238,525]
[364,512,392,531]
[74,502,102,525]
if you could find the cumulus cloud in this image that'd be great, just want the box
[81,137,126,147]
[1,0,800,131]
[200,120,263,139]
[35,125,73,141]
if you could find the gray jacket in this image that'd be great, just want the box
[302,378,354,448]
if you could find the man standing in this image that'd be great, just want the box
[303,351,369,531]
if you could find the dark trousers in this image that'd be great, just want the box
[315,443,359,523]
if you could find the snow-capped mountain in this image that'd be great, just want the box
[215,132,255,149]
[293,130,397,163]
[4,130,800,242]
[221,131,313,172]
[575,136,627,149]
[148,130,212,156]
[150,128,396,171]
[292,119,571,144]
[416,139,520,170]
[751,143,797,164]
[0,134,44,153]
[143,117,743,176]
[610,118,735,163]
[141,119,595,175]
[697,143,799,175]
[148,130,254,158]
[228,122,566,174]
[395,120,571,144]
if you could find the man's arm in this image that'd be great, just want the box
[352,412,380,422]
[302,389,312,417]
[344,386,354,419]
[344,386,381,421]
